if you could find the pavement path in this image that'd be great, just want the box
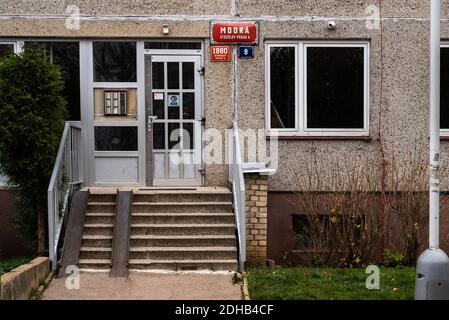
[42,271,242,300]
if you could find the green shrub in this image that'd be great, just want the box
[0,257,32,275]
[383,248,405,267]
[0,49,67,253]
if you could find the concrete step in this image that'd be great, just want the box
[77,188,238,272]
[86,202,116,213]
[131,212,235,224]
[81,235,113,247]
[129,246,237,260]
[85,212,115,224]
[130,223,236,236]
[129,235,237,247]
[88,193,116,203]
[83,223,114,236]
[132,202,233,213]
[79,247,112,260]
[78,259,111,270]
[128,259,238,271]
[132,192,232,203]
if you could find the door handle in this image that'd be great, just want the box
[148,115,158,132]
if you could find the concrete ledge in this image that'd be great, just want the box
[1,257,50,300]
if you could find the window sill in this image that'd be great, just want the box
[266,135,372,141]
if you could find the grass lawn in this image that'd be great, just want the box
[247,266,416,300]
[0,257,33,276]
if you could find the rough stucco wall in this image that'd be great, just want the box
[0,1,446,19]
[0,0,448,190]
[0,20,210,38]
[0,0,231,16]
[379,19,430,158]
[204,41,233,186]
[237,0,430,18]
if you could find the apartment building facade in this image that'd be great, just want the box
[1,1,449,267]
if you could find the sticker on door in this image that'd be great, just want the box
[168,94,180,107]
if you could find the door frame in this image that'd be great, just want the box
[143,47,204,187]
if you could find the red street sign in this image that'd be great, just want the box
[210,21,259,45]
[210,45,231,62]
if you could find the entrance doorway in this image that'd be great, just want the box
[145,55,203,186]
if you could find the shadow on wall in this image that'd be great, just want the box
[0,189,33,258]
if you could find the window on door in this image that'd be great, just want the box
[266,41,370,137]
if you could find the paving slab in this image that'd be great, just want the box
[42,272,242,300]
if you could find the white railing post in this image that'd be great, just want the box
[47,189,55,265]
[229,121,246,269]
[47,122,83,269]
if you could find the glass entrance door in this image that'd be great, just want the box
[145,55,202,186]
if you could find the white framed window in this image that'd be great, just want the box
[440,42,449,137]
[0,40,24,57]
[266,40,370,137]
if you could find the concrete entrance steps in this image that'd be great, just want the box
[129,235,236,247]
[78,193,116,271]
[128,259,238,271]
[129,188,238,271]
[77,187,238,272]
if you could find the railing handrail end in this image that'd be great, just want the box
[47,122,71,192]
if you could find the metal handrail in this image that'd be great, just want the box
[47,121,83,269]
[229,120,246,270]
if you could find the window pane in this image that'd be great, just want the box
[183,93,195,119]
[270,47,296,129]
[168,92,180,119]
[152,62,164,89]
[153,92,165,119]
[168,123,181,149]
[183,123,194,150]
[182,62,195,89]
[25,41,81,121]
[93,42,136,82]
[153,123,165,149]
[95,126,138,151]
[307,46,365,129]
[0,43,14,58]
[441,48,449,129]
[167,62,179,89]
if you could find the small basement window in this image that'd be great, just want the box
[266,41,370,137]
[292,213,365,251]
[292,215,313,250]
